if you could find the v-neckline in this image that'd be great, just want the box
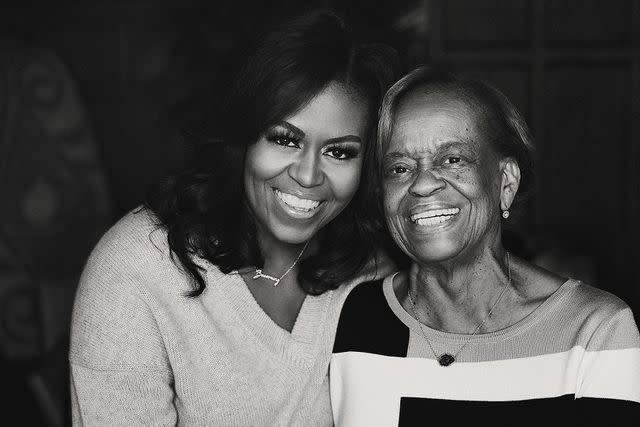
[238,271,307,332]
[211,269,333,364]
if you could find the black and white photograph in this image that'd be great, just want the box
[1,0,639,425]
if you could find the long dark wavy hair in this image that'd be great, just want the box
[145,10,398,296]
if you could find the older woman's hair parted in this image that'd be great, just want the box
[376,66,536,209]
[145,9,399,296]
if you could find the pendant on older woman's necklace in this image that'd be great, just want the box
[438,354,455,366]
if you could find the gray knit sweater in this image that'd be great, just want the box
[69,209,390,426]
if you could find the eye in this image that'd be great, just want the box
[445,156,462,165]
[265,133,300,148]
[394,166,407,174]
[388,165,409,175]
[324,146,359,160]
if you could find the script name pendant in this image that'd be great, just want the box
[252,269,281,287]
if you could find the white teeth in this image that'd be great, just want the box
[275,190,321,211]
[415,215,455,226]
[410,208,460,223]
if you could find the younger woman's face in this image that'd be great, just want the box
[244,82,368,246]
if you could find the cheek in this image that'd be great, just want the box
[244,145,265,182]
[243,145,284,208]
[246,151,283,182]
[382,181,405,214]
[382,184,408,237]
[441,165,471,183]
[445,167,490,200]
[326,161,362,202]
[470,173,501,210]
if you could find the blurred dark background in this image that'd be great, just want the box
[0,0,638,425]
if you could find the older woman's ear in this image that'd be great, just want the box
[499,157,521,212]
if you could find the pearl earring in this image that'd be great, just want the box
[502,210,510,219]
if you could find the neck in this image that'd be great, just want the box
[253,226,312,288]
[260,241,308,274]
[407,247,511,333]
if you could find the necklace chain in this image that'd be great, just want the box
[253,240,309,287]
[407,252,511,366]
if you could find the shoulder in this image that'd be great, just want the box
[72,209,180,354]
[315,254,398,355]
[559,280,640,351]
[327,249,397,306]
[83,207,171,274]
[336,278,393,334]
[78,207,208,291]
[333,272,409,356]
[520,253,634,324]
[564,280,633,318]
[71,208,180,368]
[335,249,397,293]
[340,277,388,312]
[76,206,228,303]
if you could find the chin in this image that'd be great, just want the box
[406,238,462,264]
[270,221,320,245]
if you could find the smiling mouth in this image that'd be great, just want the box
[410,207,460,226]
[274,189,322,213]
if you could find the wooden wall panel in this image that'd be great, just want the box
[543,0,633,46]
[539,65,630,286]
[456,66,530,118]
[443,0,530,48]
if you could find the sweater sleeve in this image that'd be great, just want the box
[69,213,177,426]
[578,304,640,404]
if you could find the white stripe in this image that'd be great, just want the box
[578,348,640,401]
[330,347,640,427]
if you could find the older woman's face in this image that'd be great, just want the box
[244,83,367,246]
[382,90,504,263]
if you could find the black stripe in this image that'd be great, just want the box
[398,395,640,425]
[333,280,409,357]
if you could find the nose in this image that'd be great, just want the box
[408,168,446,197]
[288,149,324,188]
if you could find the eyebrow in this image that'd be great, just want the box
[276,121,362,144]
[384,140,475,157]
[276,121,305,138]
[382,152,408,161]
[436,140,475,152]
[325,135,362,144]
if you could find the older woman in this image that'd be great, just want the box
[70,10,397,425]
[330,67,640,425]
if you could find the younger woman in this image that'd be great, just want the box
[70,10,397,425]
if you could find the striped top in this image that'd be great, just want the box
[331,273,640,426]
